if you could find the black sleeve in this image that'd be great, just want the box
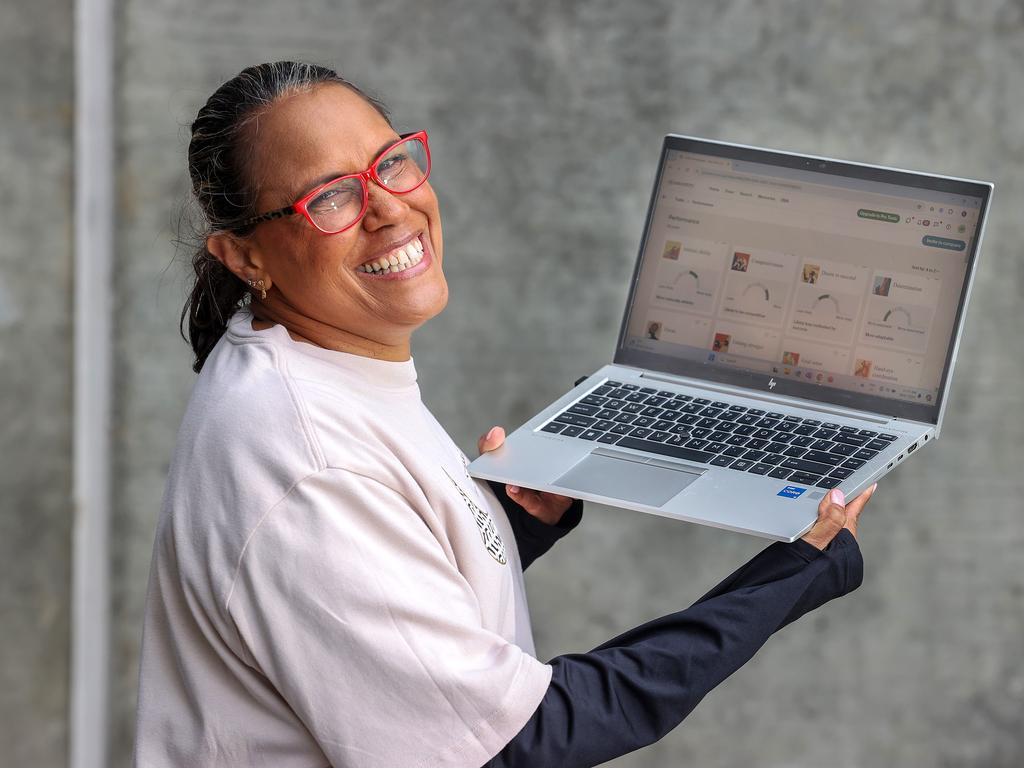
[485,529,863,767]
[486,480,584,571]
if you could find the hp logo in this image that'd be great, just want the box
[768,378,777,390]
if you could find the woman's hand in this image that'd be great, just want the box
[801,483,877,550]
[477,426,575,525]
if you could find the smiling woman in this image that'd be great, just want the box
[135,61,869,768]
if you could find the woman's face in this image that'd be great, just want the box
[241,84,447,351]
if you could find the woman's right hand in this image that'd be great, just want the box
[801,483,877,550]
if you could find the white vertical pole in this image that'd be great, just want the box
[71,0,114,763]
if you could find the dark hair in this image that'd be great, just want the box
[181,61,392,373]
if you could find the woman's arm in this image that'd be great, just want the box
[485,490,871,767]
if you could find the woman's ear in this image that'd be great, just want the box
[206,232,263,283]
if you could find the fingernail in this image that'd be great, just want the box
[486,427,498,441]
[830,488,846,506]
[870,483,878,494]
[508,485,520,494]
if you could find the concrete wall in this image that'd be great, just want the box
[0,0,74,765]
[5,1,1024,766]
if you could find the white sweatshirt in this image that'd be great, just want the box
[133,307,551,768]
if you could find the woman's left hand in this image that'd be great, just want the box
[477,426,575,525]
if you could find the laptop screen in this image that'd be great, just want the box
[616,136,992,424]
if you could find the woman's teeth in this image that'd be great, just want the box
[356,238,425,275]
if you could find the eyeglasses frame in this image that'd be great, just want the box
[235,130,431,235]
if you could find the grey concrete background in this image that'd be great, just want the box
[5,0,1024,766]
[0,0,74,766]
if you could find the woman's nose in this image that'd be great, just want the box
[361,182,410,230]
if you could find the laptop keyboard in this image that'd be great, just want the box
[540,380,897,489]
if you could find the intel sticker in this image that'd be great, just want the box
[777,485,806,499]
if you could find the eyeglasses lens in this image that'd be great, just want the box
[375,136,429,193]
[305,136,430,234]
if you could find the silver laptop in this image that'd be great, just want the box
[468,136,993,541]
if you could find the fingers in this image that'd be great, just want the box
[842,482,877,539]
[506,485,572,525]
[476,426,505,455]
[801,488,848,551]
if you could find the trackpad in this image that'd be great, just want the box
[551,453,702,507]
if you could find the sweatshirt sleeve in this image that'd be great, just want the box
[226,468,552,768]
[485,530,863,767]
[486,480,583,571]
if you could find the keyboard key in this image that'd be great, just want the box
[793,424,817,436]
[686,438,709,450]
[673,394,693,401]
[822,422,840,429]
[649,430,671,442]
[710,455,735,467]
[766,442,789,454]
[878,433,898,441]
[839,425,858,434]
[611,423,634,435]
[677,414,700,425]
[730,459,753,471]
[631,427,653,439]
[541,422,565,434]
[640,406,665,417]
[803,419,821,426]
[743,449,767,462]
[853,448,879,460]
[815,476,841,489]
[773,422,797,433]
[746,439,769,450]
[592,385,614,397]
[579,429,602,440]
[768,467,792,479]
[580,395,608,407]
[813,428,838,440]
[771,433,796,444]
[763,453,785,465]
[718,412,740,423]
[555,412,596,428]
[811,439,833,451]
[615,437,714,464]
[657,390,676,398]
[711,401,729,409]
[747,408,765,416]
[734,425,757,436]
[693,398,711,405]
[706,442,727,453]
[680,403,703,414]
[605,399,627,410]
[753,428,776,440]
[625,392,648,403]
[639,387,657,394]
[828,443,857,456]
[597,432,621,444]
[834,433,868,446]
[669,424,691,436]
[620,383,639,390]
[607,390,631,400]
[858,429,878,437]
[613,413,637,424]
[756,418,780,430]
[593,420,615,431]
[784,446,808,457]
[645,397,668,407]
[829,467,854,479]
[766,412,784,419]
[651,420,676,431]
[623,403,646,414]
[726,435,749,446]
[660,400,683,412]
[728,405,747,412]
[696,417,719,429]
[595,409,618,420]
[781,457,834,475]
[791,436,815,447]
[709,431,731,442]
[748,462,773,475]
[700,407,724,418]
[561,425,584,437]
[633,416,655,427]
[723,445,747,457]
[737,414,759,425]
[842,458,866,469]
[801,450,843,466]
[691,428,712,439]
[783,415,801,422]
[865,439,889,451]
[787,471,822,485]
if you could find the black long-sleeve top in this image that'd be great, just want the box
[485,482,863,767]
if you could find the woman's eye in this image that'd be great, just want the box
[309,186,357,212]
[378,153,408,177]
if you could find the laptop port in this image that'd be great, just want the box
[908,441,918,454]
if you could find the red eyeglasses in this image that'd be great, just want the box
[236,130,431,235]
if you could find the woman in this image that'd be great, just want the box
[134,61,874,767]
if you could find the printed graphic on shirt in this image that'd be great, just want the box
[442,466,507,565]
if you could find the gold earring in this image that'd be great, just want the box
[248,278,267,300]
